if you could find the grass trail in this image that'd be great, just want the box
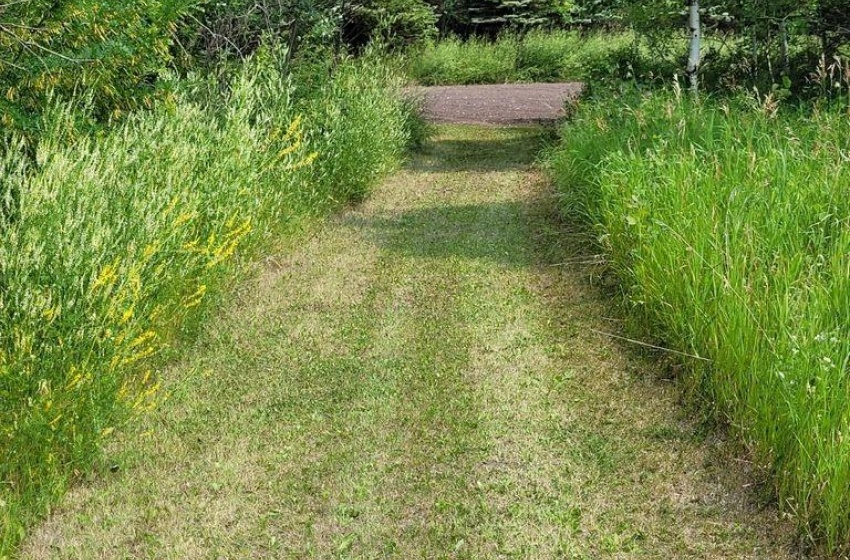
[23,126,797,559]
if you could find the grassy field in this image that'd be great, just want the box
[20,126,795,559]
[548,91,850,553]
[0,52,414,555]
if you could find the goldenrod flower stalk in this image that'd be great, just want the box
[183,284,207,308]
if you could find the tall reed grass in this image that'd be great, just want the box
[549,90,850,552]
[0,49,414,553]
[408,29,636,85]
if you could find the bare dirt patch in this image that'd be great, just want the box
[417,83,583,125]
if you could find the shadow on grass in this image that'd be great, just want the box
[344,201,538,268]
[345,124,588,270]
[407,125,557,174]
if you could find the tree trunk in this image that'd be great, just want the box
[780,19,790,76]
[686,0,701,93]
[751,33,759,81]
[285,18,298,69]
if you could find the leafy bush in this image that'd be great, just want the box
[0,0,194,136]
[431,0,570,34]
[548,91,850,553]
[0,49,413,555]
[183,0,438,64]
[345,0,438,49]
[178,0,342,64]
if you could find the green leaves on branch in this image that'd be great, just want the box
[0,0,196,136]
[344,0,439,49]
[178,0,341,63]
[432,0,571,33]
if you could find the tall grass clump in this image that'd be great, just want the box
[549,91,850,552]
[409,34,518,85]
[0,49,413,554]
[408,29,637,85]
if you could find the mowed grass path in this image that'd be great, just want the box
[24,127,797,559]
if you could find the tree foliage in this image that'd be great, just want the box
[565,0,624,26]
[605,0,850,93]
[430,0,571,35]
[0,0,195,134]
[178,0,341,63]
[344,0,438,49]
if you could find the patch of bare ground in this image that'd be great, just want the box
[417,83,582,125]
[23,126,802,559]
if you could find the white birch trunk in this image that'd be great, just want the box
[686,0,701,93]
[780,19,790,76]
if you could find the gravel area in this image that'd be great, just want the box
[415,83,583,125]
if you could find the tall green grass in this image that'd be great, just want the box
[549,90,850,552]
[0,50,414,554]
[408,29,637,85]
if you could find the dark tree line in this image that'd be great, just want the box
[622,0,850,88]
[0,0,848,133]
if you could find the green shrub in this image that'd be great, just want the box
[0,49,412,556]
[548,91,850,553]
[0,0,194,137]
[345,0,438,49]
[177,0,334,63]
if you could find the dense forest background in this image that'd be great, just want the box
[2,0,849,139]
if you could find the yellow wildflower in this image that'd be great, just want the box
[285,151,319,171]
[91,258,121,293]
[41,305,59,322]
[183,239,200,252]
[120,346,156,366]
[142,243,158,261]
[277,138,303,159]
[183,284,208,308]
[120,307,134,325]
[129,331,158,348]
[284,115,303,141]
[174,211,196,228]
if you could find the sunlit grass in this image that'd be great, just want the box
[18,125,792,559]
[549,90,850,553]
[0,49,414,554]
[407,29,636,85]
